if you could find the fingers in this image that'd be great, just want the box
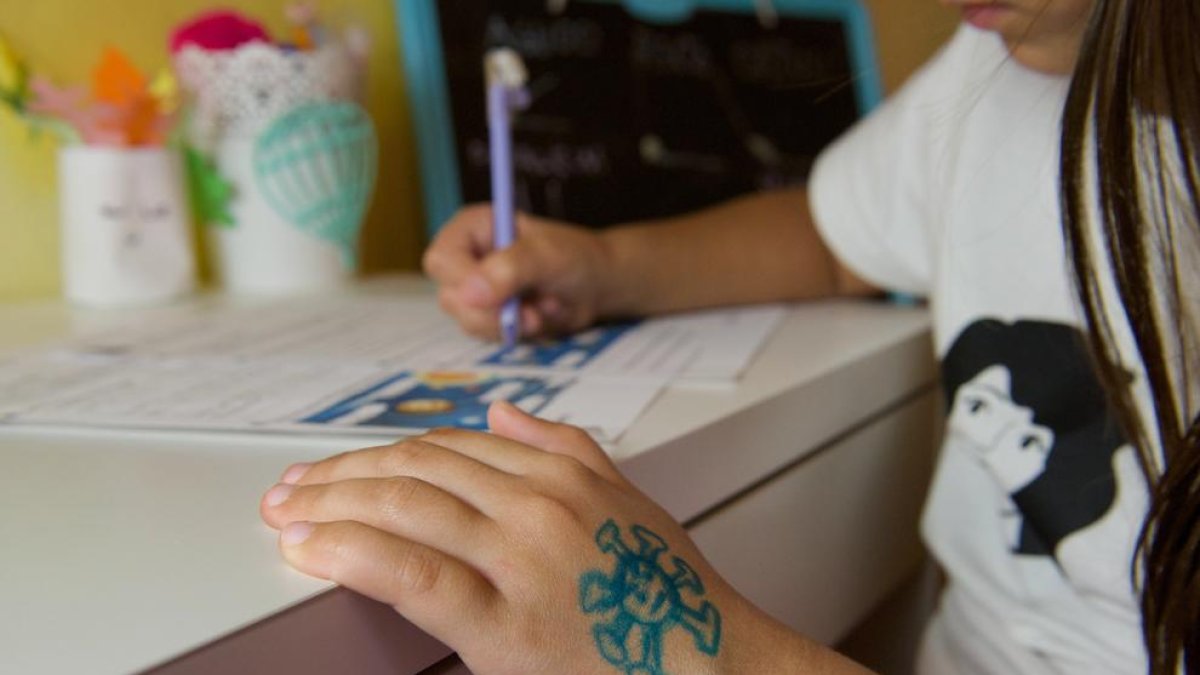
[436,284,557,341]
[277,519,499,647]
[442,236,544,313]
[275,429,610,500]
[275,408,622,502]
[422,204,493,286]
[436,284,503,340]
[261,476,498,565]
[427,206,552,340]
[276,438,528,513]
[426,204,609,342]
[487,401,622,481]
[519,303,546,337]
[425,204,507,339]
[476,238,539,302]
[424,204,543,302]
[413,414,623,487]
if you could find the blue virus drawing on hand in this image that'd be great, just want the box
[579,519,721,674]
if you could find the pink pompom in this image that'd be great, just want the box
[169,10,271,53]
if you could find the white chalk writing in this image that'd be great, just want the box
[486,16,605,59]
[730,37,845,88]
[468,138,610,179]
[630,26,713,78]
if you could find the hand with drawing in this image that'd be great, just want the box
[260,401,868,675]
[423,205,616,341]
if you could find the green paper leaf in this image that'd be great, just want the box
[184,144,236,228]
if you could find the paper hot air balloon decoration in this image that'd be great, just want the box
[170,6,376,295]
[253,101,377,268]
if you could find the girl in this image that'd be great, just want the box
[259,0,1197,672]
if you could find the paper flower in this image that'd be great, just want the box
[285,0,319,27]
[0,33,28,108]
[285,1,320,50]
[26,47,174,146]
[169,10,270,54]
[28,76,125,145]
[93,46,146,106]
[149,68,180,114]
[2,38,173,146]
[90,47,171,145]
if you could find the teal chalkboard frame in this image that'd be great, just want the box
[394,0,883,236]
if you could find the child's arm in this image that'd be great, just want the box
[422,187,876,341]
[599,187,878,317]
[261,402,875,675]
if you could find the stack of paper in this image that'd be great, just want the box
[0,296,783,443]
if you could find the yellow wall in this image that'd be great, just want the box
[0,1,955,301]
[863,1,958,93]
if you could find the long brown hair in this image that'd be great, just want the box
[1060,1,1200,673]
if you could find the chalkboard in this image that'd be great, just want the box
[394,0,882,235]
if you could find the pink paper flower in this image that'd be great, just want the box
[169,10,271,54]
[27,75,173,146]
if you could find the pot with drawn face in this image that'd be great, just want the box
[57,146,196,307]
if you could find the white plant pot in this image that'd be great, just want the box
[58,146,196,308]
[207,138,353,295]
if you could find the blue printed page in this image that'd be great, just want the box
[289,369,661,442]
[1,293,783,442]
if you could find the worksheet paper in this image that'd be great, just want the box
[0,297,783,442]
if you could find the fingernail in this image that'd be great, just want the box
[539,296,564,318]
[520,310,542,337]
[281,463,312,484]
[492,399,525,419]
[463,274,494,304]
[281,522,315,546]
[264,483,295,507]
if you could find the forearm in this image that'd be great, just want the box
[596,188,876,317]
[709,597,877,675]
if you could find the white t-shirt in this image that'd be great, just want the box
[809,25,1149,675]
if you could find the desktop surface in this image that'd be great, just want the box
[0,275,933,674]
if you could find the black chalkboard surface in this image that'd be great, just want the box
[395,0,882,234]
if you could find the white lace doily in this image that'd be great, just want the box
[174,41,364,145]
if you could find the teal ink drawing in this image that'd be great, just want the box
[253,101,378,268]
[579,519,721,674]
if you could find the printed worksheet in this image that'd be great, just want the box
[49,296,782,380]
[0,352,658,442]
[0,296,783,441]
[287,369,659,441]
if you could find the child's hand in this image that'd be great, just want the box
[422,205,614,341]
[260,401,740,675]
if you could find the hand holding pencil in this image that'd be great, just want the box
[423,205,615,342]
[425,49,622,344]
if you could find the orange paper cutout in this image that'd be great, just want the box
[291,26,314,51]
[92,46,145,106]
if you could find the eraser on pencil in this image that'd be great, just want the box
[484,47,528,88]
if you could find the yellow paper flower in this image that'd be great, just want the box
[0,34,26,99]
[148,68,179,114]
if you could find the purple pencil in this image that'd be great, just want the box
[485,48,531,348]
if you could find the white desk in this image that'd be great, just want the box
[0,277,937,674]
